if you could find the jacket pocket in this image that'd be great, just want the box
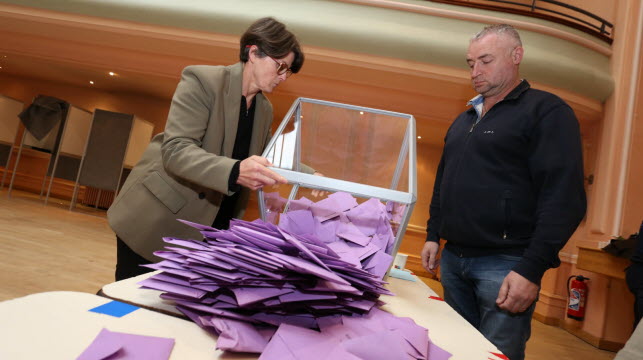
[142,171,186,214]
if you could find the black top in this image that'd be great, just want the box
[212,95,256,229]
[425,80,587,285]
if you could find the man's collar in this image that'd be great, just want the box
[504,79,530,100]
[467,79,531,109]
[466,94,484,107]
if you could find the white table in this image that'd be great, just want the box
[100,272,504,360]
[0,291,225,359]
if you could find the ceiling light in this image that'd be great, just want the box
[109,71,115,76]
[417,136,422,139]
[359,111,364,115]
[89,80,94,85]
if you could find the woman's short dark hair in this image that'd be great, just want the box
[240,17,304,74]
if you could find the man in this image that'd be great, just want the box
[421,24,586,360]
[108,17,313,281]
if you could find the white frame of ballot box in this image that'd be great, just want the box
[258,97,417,267]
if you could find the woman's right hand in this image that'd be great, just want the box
[237,156,287,191]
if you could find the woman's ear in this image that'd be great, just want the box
[247,45,257,63]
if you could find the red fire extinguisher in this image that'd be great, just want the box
[567,275,589,320]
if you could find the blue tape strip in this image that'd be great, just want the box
[89,300,139,318]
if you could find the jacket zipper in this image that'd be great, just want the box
[452,112,483,198]
[469,120,478,133]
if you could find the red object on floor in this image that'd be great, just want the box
[489,351,509,360]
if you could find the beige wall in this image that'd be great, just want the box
[622,53,643,233]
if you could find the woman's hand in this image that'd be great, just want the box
[237,156,287,191]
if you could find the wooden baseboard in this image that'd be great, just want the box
[2,169,82,200]
[561,320,625,352]
[532,312,561,326]
[598,339,626,353]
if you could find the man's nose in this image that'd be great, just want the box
[471,63,481,78]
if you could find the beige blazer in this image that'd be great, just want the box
[107,63,274,261]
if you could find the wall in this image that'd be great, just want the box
[622,52,643,234]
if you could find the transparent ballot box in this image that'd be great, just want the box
[258,98,417,277]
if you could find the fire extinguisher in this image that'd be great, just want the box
[567,275,589,320]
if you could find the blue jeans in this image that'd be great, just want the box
[440,248,536,360]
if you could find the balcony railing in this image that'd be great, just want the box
[429,0,613,44]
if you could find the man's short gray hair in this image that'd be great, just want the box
[472,24,522,47]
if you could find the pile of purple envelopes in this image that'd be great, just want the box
[139,192,449,359]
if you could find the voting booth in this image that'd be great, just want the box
[69,109,154,210]
[0,95,24,189]
[42,106,93,204]
[6,95,86,199]
[258,98,417,275]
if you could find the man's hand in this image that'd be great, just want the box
[421,241,440,275]
[496,271,539,313]
[237,156,287,191]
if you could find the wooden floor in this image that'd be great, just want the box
[0,189,616,360]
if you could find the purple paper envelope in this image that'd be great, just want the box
[210,317,275,353]
[76,328,175,360]
[279,210,316,235]
[258,324,336,360]
[336,221,372,246]
[287,197,314,211]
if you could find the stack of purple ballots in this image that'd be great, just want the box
[138,192,449,359]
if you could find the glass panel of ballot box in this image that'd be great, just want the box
[258,98,417,274]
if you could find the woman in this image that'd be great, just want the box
[107,17,306,280]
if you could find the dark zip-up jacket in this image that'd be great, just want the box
[426,80,587,285]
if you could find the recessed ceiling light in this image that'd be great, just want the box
[109,71,115,76]
[417,136,422,139]
[89,80,94,85]
[359,111,364,115]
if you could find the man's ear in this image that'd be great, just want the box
[512,46,524,65]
